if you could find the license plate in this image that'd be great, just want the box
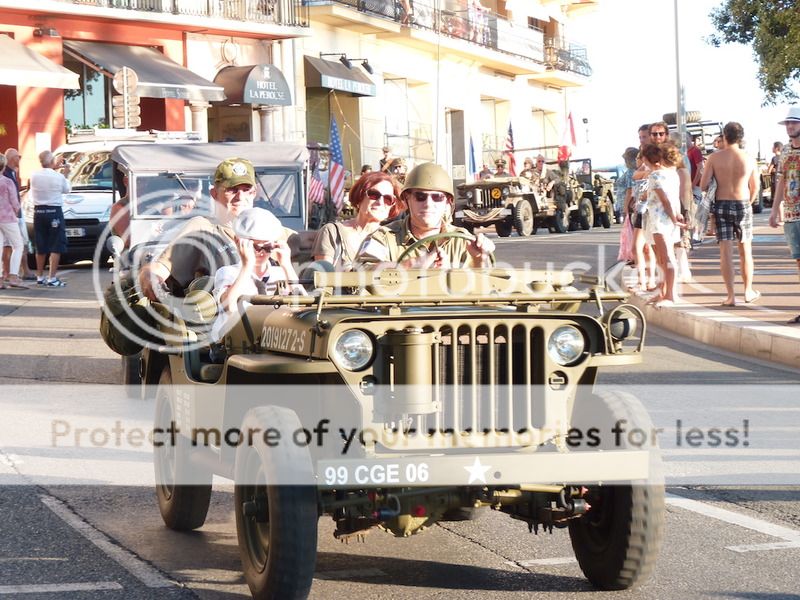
[65,228,85,238]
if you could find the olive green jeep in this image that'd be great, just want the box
[562,159,615,231]
[454,176,558,236]
[132,255,663,599]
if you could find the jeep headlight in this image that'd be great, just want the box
[547,325,585,365]
[332,330,374,371]
[465,190,474,200]
[501,187,510,198]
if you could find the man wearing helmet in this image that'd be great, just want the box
[356,162,495,268]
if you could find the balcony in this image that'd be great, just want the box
[303,0,591,80]
[43,0,309,30]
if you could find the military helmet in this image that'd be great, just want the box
[401,162,454,197]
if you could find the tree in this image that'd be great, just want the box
[709,0,800,104]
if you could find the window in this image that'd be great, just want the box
[63,54,109,129]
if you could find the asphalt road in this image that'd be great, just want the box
[1,224,799,599]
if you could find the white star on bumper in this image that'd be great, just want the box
[464,457,491,484]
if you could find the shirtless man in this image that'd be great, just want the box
[700,121,760,306]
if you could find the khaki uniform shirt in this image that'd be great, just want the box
[356,215,476,267]
[156,216,239,294]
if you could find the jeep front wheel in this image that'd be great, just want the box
[154,365,212,531]
[513,201,535,236]
[569,484,664,590]
[550,207,569,234]
[578,198,593,230]
[568,391,664,590]
[235,407,318,600]
[599,204,612,229]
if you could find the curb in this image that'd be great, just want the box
[628,295,800,370]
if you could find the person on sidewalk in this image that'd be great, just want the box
[700,122,760,307]
[30,151,71,287]
[0,154,27,289]
[2,148,34,281]
[769,107,800,325]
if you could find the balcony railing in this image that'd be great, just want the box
[61,0,309,27]
[304,0,590,76]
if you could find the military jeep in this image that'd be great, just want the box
[563,159,615,230]
[130,256,663,599]
[454,176,556,236]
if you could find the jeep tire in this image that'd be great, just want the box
[154,365,213,531]
[568,391,665,590]
[578,198,593,230]
[513,200,535,236]
[550,206,570,234]
[235,406,318,600]
[599,205,612,229]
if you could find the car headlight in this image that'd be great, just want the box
[332,330,374,371]
[501,187,510,198]
[547,325,585,365]
[465,190,474,200]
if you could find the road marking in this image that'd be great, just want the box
[511,557,577,567]
[667,493,800,550]
[0,557,67,562]
[727,541,800,553]
[0,582,123,594]
[39,495,173,588]
[315,568,387,580]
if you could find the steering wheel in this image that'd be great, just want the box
[394,231,476,267]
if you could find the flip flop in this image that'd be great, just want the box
[744,291,761,304]
[787,315,800,325]
[7,281,29,289]
[720,301,736,307]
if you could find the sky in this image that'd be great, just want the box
[567,0,791,167]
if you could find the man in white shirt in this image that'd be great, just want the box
[30,150,71,286]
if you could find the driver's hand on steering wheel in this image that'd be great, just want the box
[405,247,451,269]
[466,233,495,266]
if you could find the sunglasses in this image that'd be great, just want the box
[253,242,277,253]
[411,191,448,203]
[365,188,396,205]
[651,131,667,137]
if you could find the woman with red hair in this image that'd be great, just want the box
[312,171,404,270]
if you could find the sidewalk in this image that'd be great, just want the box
[625,217,800,370]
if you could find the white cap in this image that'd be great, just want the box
[233,208,282,241]
[778,107,800,125]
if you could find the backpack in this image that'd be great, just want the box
[99,274,158,356]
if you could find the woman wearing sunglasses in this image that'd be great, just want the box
[357,162,495,268]
[312,171,403,271]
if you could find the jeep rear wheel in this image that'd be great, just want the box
[495,221,513,237]
[578,198,593,230]
[154,365,212,531]
[513,201,535,236]
[235,407,318,600]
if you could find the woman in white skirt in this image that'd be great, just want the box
[0,154,27,289]
[642,142,685,307]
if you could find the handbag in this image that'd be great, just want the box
[692,178,716,244]
[617,215,634,262]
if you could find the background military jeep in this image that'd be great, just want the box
[562,158,615,231]
[127,256,664,599]
[454,175,557,236]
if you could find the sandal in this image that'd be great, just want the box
[7,279,29,289]
[787,315,800,325]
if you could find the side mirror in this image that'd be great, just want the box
[106,235,125,258]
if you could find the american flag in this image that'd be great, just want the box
[329,117,345,211]
[308,165,325,205]
[504,122,517,176]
